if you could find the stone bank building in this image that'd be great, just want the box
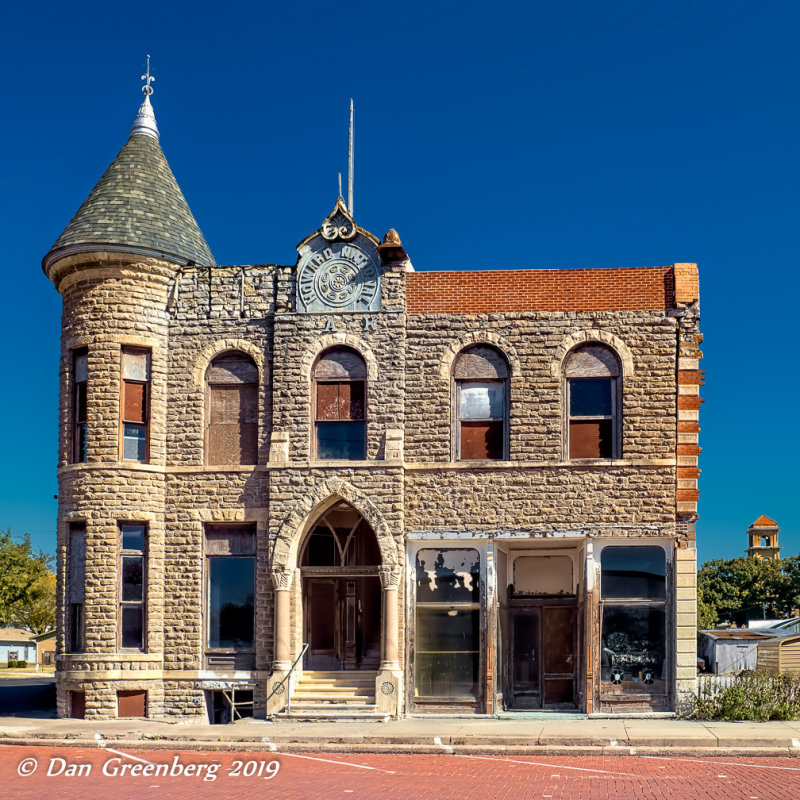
[45,90,702,721]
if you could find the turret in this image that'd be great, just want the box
[46,65,213,719]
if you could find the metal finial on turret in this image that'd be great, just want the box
[141,54,155,96]
[130,55,160,140]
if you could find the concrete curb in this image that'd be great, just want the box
[2,736,800,758]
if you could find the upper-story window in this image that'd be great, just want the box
[72,348,88,463]
[313,347,366,460]
[121,348,151,463]
[453,345,509,460]
[565,344,621,459]
[206,352,259,465]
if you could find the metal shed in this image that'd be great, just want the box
[757,633,800,674]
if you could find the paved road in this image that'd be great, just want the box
[3,745,800,800]
[0,679,55,716]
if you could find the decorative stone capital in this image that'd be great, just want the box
[271,568,294,591]
[379,565,402,589]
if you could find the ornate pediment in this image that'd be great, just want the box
[320,198,358,241]
[295,199,381,313]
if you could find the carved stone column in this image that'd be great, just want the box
[379,565,402,671]
[270,568,294,671]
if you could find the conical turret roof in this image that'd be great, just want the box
[43,95,215,273]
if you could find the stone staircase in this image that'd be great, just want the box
[275,670,388,721]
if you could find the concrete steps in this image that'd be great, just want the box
[275,670,388,722]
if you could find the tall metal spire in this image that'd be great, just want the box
[130,55,159,140]
[347,99,354,217]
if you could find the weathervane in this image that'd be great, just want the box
[141,55,155,96]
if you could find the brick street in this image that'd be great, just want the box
[4,745,800,800]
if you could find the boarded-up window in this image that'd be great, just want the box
[72,349,88,463]
[119,523,146,650]
[121,348,150,462]
[206,525,255,650]
[117,690,147,717]
[454,346,509,460]
[565,344,620,459]
[206,352,259,465]
[70,691,86,719]
[313,347,366,460]
[68,522,86,653]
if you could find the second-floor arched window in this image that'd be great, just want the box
[453,345,509,460]
[313,347,367,460]
[206,352,259,465]
[564,344,621,459]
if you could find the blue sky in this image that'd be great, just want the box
[1,1,797,563]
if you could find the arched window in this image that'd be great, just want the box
[313,347,367,460]
[453,345,509,460]
[205,352,259,465]
[564,344,621,459]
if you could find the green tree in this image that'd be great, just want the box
[0,529,55,634]
[697,555,800,629]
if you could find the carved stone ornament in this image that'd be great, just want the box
[321,200,357,242]
[379,565,402,589]
[270,568,294,591]
[296,200,381,313]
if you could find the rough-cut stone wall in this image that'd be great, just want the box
[51,252,173,718]
[404,311,678,465]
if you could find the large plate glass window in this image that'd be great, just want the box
[205,525,256,655]
[600,546,666,695]
[414,548,481,699]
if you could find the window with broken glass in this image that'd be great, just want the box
[120,348,151,462]
[119,523,146,650]
[453,346,509,460]
[205,525,256,653]
[72,348,88,463]
[600,546,666,694]
[414,548,481,700]
[313,347,366,460]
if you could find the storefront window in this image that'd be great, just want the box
[600,546,666,694]
[415,548,480,699]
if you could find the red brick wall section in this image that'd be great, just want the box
[673,262,699,305]
[406,266,676,314]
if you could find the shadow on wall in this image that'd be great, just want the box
[0,677,56,717]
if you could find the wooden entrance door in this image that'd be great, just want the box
[305,578,339,669]
[508,602,577,709]
[304,576,382,670]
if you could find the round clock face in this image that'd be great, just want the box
[297,241,380,312]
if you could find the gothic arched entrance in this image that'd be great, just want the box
[300,501,382,670]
